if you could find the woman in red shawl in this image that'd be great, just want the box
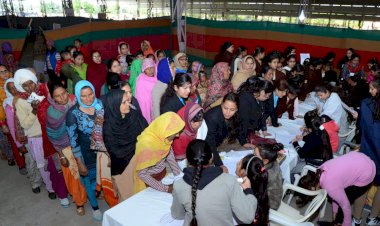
[86,51,107,98]
[172,102,204,161]
[203,62,233,111]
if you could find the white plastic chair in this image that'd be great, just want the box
[336,123,356,156]
[286,165,318,205]
[269,183,327,226]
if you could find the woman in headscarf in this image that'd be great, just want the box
[172,102,204,161]
[0,64,15,165]
[13,69,61,201]
[174,52,189,73]
[231,55,256,91]
[117,41,131,76]
[1,42,17,74]
[128,59,143,96]
[66,80,104,221]
[86,51,107,98]
[152,58,175,119]
[141,40,155,57]
[3,78,26,174]
[46,82,87,216]
[133,112,184,194]
[45,40,61,84]
[102,88,148,201]
[135,58,157,123]
[203,62,233,110]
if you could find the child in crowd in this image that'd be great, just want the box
[117,42,131,80]
[235,154,270,225]
[276,83,300,120]
[236,143,283,210]
[171,139,257,226]
[320,114,339,153]
[197,70,208,103]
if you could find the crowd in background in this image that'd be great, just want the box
[0,37,380,226]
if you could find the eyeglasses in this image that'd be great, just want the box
[0,70,8,74]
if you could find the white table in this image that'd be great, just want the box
[103,116,306,226]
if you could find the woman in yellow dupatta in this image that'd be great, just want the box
[133,112,185,194]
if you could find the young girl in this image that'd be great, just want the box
[315,84,349,134]
[253,46,265,76]
[265,79,288,127]
[160,73,191,114]
[171,139,257,226]
[265,51,286,82]
[299,151,375,226]
[291,109,333,171]
[190,61,204,79]
[135,58,157,123]
[197,70,208,104]
[232,46,248,74]
[276,83,300,120]
[172,102,204,161]
[236,154,270,225]
[320,114,339,153]
[254,143,283,210]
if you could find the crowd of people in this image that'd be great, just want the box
[0,38,380,226]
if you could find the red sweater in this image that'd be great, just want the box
[323,120,339,153]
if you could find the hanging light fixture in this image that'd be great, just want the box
[298,0,308,24]
[299,9,306,23]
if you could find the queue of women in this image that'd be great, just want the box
[1,39,380,226]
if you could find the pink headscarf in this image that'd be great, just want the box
[135,58,157,123]
[203,62,233,110]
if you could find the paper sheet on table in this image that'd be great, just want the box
[159,213,183,226]
[300,53,310,65]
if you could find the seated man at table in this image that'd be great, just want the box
[133,112,185,194]
[171,139,257,226]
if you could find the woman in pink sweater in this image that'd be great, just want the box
[300,151,375,226]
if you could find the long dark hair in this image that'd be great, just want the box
[253,46,265,58]
[221,93,240,144]
[160,73,191,108]
[256,143,284,163]
[370,78,380,120]
[241,154,269,226]
[107,58,119,71]
[234,46,247,59]
[237,76,274,96]
[304,109,333,161]
[186,139,213,226]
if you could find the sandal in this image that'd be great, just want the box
[76,206,85,216]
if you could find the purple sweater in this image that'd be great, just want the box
[319,151,375,226]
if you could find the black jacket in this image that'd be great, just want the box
[264,93,279,128]
[238,92,267,145]
[160,95,185,114]
[204,106,228,166]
